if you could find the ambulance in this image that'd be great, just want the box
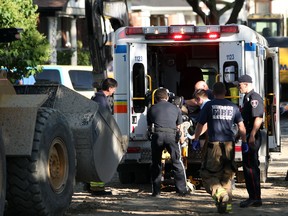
[113,24,280,184]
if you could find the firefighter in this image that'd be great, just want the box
[90,78,118,195]
[92,78,118,113]
[147,88,189,197]
[237,74,264,208]
[192,82,246,213]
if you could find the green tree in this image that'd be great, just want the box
[0,0,51,83]
[186,0,245,25]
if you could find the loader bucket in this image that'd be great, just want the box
[15,84,128,183]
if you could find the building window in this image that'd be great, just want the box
[150,15,166,26]
[255,0,271,13]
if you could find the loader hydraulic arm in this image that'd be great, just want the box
[85,0,129,78]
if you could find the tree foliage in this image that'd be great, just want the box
[0,0,51,83]
[186,0,245,25]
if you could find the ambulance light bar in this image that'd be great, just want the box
[124,25,239,40]
[145,32,220,40]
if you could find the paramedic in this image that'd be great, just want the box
[185,80,213,107]
[147,88,189,197]
[237,75,264,208]
[194,80,214,100]
[189,89,210,140]
[192,82,246,213]
[184,80,214,122]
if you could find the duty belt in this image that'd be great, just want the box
[154,127,176,133]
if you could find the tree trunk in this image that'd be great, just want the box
[207,12,219,25]
[226,0,245,24]
[186,0,245,25]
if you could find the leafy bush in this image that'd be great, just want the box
[0,0,51,82]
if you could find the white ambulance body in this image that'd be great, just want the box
[114,24,280,184]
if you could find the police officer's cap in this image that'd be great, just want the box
[238,75,252,83]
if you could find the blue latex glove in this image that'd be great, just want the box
[242,141,249,153]
[191,140,200,151]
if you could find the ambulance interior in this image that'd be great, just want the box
[146,43,221,99]
[132,42,240,115]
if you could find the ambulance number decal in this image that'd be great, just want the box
[135,56,143,62]
[226,54,235,61]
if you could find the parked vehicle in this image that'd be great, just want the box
[265,37,288,101]
[247,13,285,37]
[0,17,128,216]
[247,13,288,101]
[22,65,95,99]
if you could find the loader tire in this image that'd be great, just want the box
[6,107,75,216]
[0,131,6,216]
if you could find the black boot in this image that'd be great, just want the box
[152,183,161,197]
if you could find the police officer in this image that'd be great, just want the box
[147,88,189,197]
[237,74,264,208]
[193,82,246,213]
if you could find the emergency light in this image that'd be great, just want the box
[208,33,220,39]
[169,25,194,34]
[194,26,220,33]
[125,25,239,41]
[173,34,185,40]
[125,27,143,35]
[143,26,168,34]
[220,25,239,33]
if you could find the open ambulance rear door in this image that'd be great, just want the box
[265,47,281,152]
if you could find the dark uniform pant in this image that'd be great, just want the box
[242,132,261,200]
[150,132,187,194]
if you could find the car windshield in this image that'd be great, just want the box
[69,70,94,91]
[34,68,94,91]
[34,69,61,84]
